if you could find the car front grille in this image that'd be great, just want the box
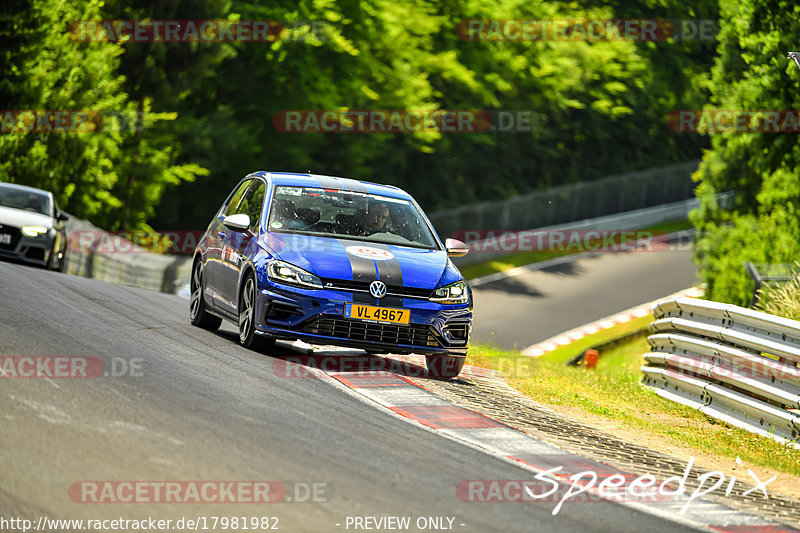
[0,225,21,251]
[320,279,433,300]
[301,316,441,348]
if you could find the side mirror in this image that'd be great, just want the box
[223,213,252,233]
[56,211,69,221]
[445,238,469,258]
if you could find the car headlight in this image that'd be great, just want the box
[21,226,48,237]
[430,280,469,304]
[267,260,323,289]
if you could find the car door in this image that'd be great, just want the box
[218,179,266,313]
[205,179,252,308]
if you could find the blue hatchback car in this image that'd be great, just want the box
[190,172,472,377]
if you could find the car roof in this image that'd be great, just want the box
[252,172,414,201]
[0,182,53,198]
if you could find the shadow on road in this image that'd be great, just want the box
[473,254,591,295]
[477,276,544,296]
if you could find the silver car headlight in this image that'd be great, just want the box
[22,226,48,238]
[267,260,323,289]
[430,280,469,304]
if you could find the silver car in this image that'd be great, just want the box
[0,182,69,271]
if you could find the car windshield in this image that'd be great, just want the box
[268,186,439,250]
[0,184,51,216]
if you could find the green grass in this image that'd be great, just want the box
[461,219,695,280]
[538,314,653,364]
[467,326,800,477]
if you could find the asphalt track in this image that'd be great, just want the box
[470,248,698,350]
[0,260,702,532]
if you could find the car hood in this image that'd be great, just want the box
[0,206,52,229]
[262,232,449,289]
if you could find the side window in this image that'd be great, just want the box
[237,180,266,232]
[222,179,253,217]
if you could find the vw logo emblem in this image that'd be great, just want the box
[369,280,387,299]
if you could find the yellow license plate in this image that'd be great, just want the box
[345,304,410,324]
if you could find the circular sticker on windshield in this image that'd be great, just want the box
[346,246,394,261]
[271,221,283,228]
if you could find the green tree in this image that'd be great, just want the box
[0,0,208,230]
[692,0,800,305]
[0,0,130,223]
[155,0,715,229]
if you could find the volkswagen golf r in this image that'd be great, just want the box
[190,172,473,378]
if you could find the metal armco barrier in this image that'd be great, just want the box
[642,296,800,448]
[64,215,192,294]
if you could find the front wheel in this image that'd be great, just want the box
[238,273,275,351]
[190,260,222,330]
[425,355,466,379]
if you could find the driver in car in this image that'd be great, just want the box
[361,202,389,235]
[360,201,390,236]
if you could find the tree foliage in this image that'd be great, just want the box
[1,0,715,232]
[692,0,800,305]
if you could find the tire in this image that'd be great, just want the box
[238,272,275,351]
[425,354,466,379]
[189,260,222,331]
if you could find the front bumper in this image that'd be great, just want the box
[0,226,53,267]
[253,281,472,357]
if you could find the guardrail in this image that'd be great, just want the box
[429,160,699,240]
[641,296,800,448]
[64,215,192,294]
[454,197,701,267]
